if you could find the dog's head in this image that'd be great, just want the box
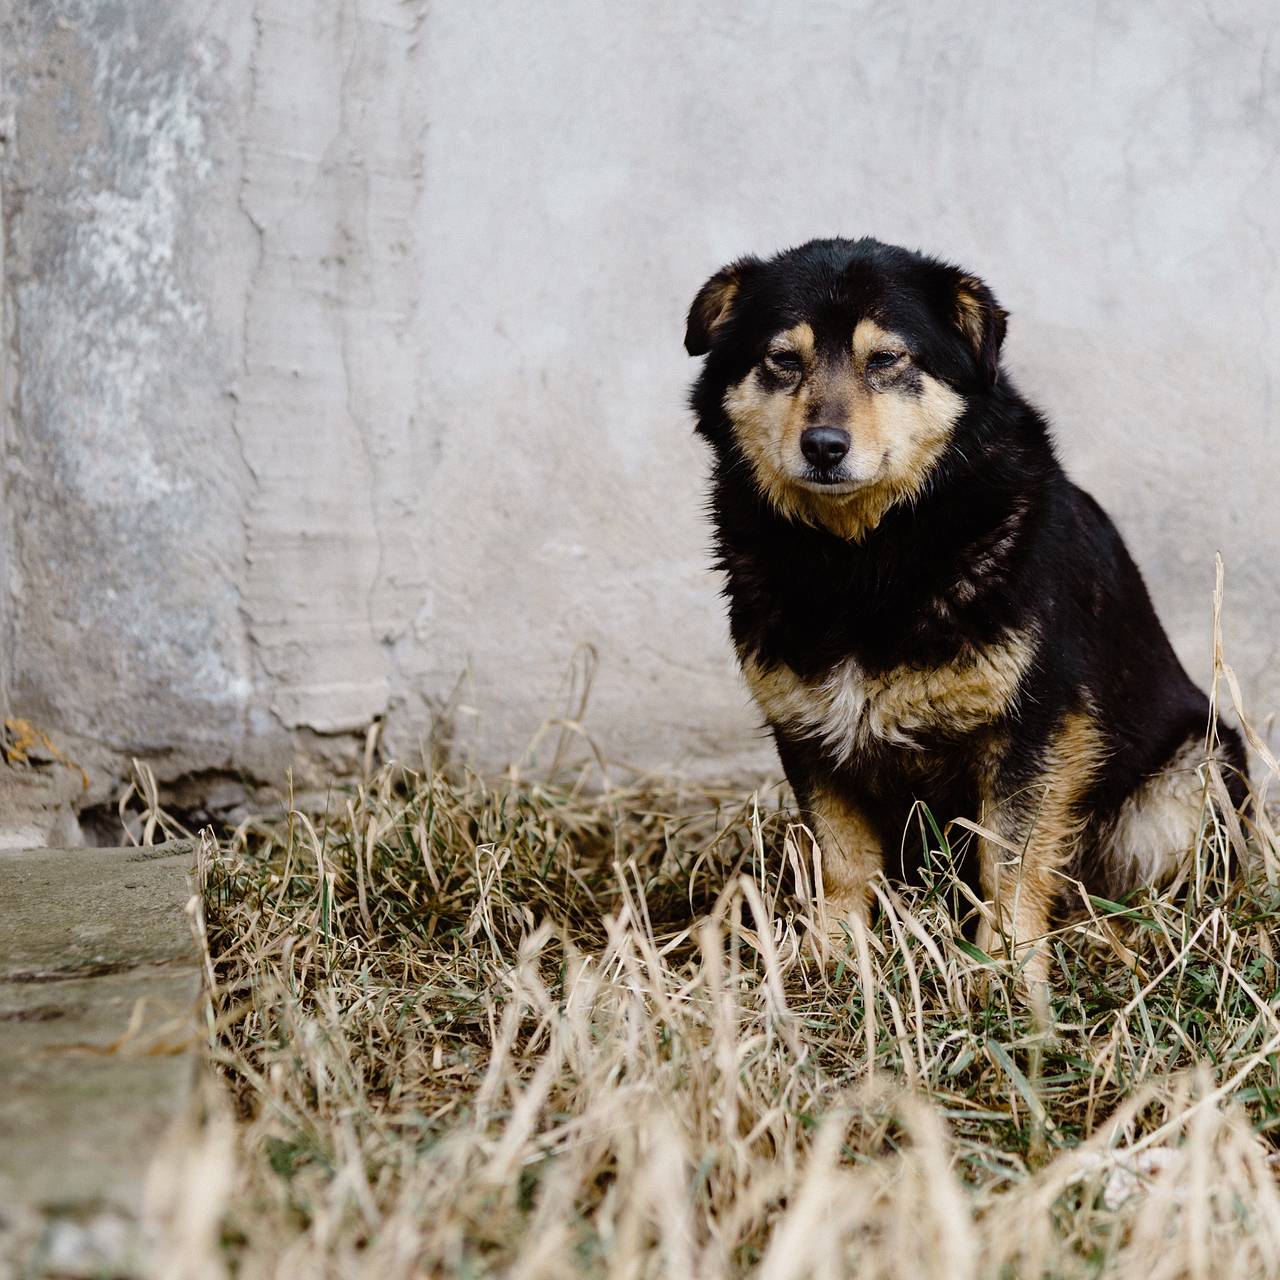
[686,238,1008,539]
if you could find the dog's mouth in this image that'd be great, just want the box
[793,468,878,496]
[790,450,888,497]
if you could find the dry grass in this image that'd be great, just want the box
[168,760,1280,1276]
[161,580,1280,1279]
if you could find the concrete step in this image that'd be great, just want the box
[0,839,202,1278]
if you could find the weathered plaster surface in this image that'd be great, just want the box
[1,3,258,788]
[1,2,1278,815]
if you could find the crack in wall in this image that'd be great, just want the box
[328,6,387,657]
[0,15,15,725]
[230,0,276,745]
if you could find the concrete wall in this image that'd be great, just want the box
[1,1,1278,806]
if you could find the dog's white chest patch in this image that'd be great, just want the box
[743,657,921,760]
[740,631,1035,765]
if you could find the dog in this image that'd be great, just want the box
[684,237,1248,985]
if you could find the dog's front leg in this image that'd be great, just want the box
[802,787,884,944]
[975,713,1102,991]
[975,820,1056,990]
[977,716,1100,993]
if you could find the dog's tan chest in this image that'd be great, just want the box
[740,630,1035,763]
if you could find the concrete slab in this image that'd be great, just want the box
[0,839,202,1278]
[1,842,197,978]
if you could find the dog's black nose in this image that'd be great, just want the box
[800,426,850,469]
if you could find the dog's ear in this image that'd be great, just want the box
[952,272,1008,386]
[685,257,759,356]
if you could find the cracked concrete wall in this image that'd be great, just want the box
[1,1,1278,805]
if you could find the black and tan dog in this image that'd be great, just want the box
[684,237,1247,984]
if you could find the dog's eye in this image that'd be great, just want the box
[867,350,904,371]
[764,350,804,376]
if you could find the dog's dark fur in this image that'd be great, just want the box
[685,237,1247,982]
